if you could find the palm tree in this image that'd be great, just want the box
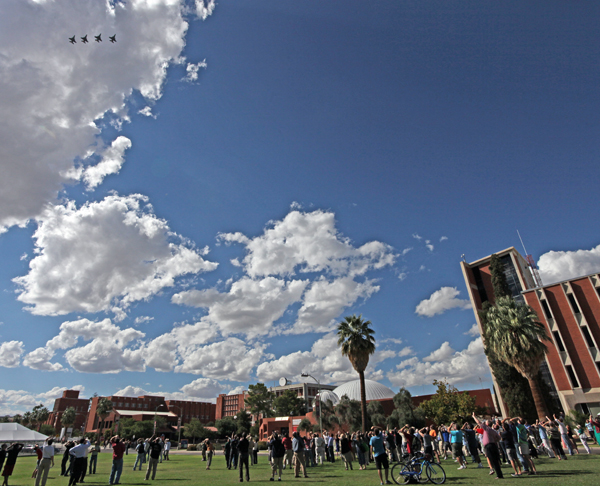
[337,314,376,433]
[95,397,113,438]
[485,296,551,420]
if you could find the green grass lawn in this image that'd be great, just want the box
[8,448,600,486]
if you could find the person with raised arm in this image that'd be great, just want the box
[472,413,503,479]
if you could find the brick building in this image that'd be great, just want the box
[216,391,249,420]
[46,390,90,434]
[461,246,600,416]
[85,394,215,435]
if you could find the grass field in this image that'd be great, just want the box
[8,448,600,486]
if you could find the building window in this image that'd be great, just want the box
[565,365,580,388]
[472,267,488,304]
[499,255,523,300]
[582,326,596,348]
[567,294,580,314]
[541,300,552,320]
[553,331,565,352]
[125,403,129,408]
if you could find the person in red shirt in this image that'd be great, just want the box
[109,436,125,485]
[32,445,43,478]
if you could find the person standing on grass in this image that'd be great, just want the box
[589,414,600,446]
[35,439,54,486]
[282,433,293,470]
[68,438,90,486]
[134,439,146,471]
[292,432,308,479]
[448,423,467,470]
[461,423,482,468]
[224,438,232,469]
[146,436,163,481]
[109,435,126,485]
[369,428,391,486]
[206,440,214,470]
[472,413,503,480]
[1,443,23,486]
[164,439,171,461]
[238,432,250,482]
[0,446,7,478]
[89,439,101,474]
[269,432,285,481]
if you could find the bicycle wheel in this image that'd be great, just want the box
[425,462,446,485]
[391,462,406,485]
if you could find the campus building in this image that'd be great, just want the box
[461,246,600,417]
[45,390,90,434]
[84,394,216,435]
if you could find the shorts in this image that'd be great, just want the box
[443,441,451,452]
[2,464,15,477]
[375,454,389,470]
[451,443,463,459]
[518,443,529,456]
[506,448,517,462]
[424,445,433,457]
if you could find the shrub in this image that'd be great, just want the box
[187,444,197,451]
[257,441,268,450]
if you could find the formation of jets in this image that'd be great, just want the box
[69,34,116,44]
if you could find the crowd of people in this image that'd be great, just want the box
[0,411,597,486]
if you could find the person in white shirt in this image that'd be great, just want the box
[34,439,54,486]
[68,439,90,486]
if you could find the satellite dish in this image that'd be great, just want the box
[279,377,288,387]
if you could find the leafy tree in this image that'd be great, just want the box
[250,423,260,438]
[245,383,274,418]
[298,418,313,433]
[273,389,306,417]
[40,424,56,436]
[0,416,10,423]
[95,398,113,437]
[184,418,208,444]
[236,410,252,434]
[319,399,339,431]
[335,395,363,431]
[12,414,22,424]
[22,411,32,428]
[418,380,476,425]
[32,404,50,431]
[215,416,238,438]
[485,296,551,420]
[337,314,376,433]
[367,401,387,428]
[387,388,424,429]
[61,407,77,429]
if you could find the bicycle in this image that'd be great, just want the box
[391,453,446,485]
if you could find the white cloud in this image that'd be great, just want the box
[412,234,422,240]
[23,318,145,374]
[257,333,397,385]
[0,0,212,231]
[464,323,480,337]
[0,341,24,368]
[387,337,490,388]
[184,60,207,83]
[114,379,222,403]
[134,316,154,325]
[290,201,303,210]
[217,210,396,279]
[79,136,132,190]
[440,236,448,242]
[227,386,246,396]
[174,337,266,382]
[0,385,85,415]
[538,244,600,285]
[173,277,308,337]
[423,341,455,362]
[14,194,217,316]
[415,286,472,317]
[138,106,156,118]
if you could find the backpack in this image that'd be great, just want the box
[273,439,285,458]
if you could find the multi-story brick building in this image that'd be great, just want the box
[45,390,90,434]
[461,246,600,416]
[216,391,249,420]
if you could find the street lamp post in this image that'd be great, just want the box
[168,404,183,449]
[301,372,322,434]
[154,404,166,435]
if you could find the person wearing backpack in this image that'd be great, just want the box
[269,433,285,481]
[133,439,145,471]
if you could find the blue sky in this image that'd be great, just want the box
[1,0,600,414]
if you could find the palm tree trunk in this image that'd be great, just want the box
[526,375,548,420]
[359,370,367,433]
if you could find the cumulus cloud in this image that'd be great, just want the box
[415,286,472,317]
[23,318,145,373]
[257,333,398,385]
[0,0,213,231]
[0,341,24,368]
[79,136,132,190]
[464,323,480,337]
[217,210,396,279]
[14,194,217,317]
[0,385,84,415]
[173,277,308,337]
[114,378,222,402]
[184,60,207,83]
[387,337,490,388]
[538,244,600,284]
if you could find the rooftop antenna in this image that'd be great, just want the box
[517,230,543,288]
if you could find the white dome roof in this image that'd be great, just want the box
[333,379,395,401]
[315,390,340,406]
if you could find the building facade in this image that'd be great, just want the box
[461,246,600,417]
[46,390,90,434]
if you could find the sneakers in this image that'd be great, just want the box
[457,465,466,470]
[385,481,393,485]
[477,464,483,468]
[270,479,274,482]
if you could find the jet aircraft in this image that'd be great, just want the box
[81,35,88,43]
[95,34,102,42]
[109,35,117,43]
[69,36,76,44]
